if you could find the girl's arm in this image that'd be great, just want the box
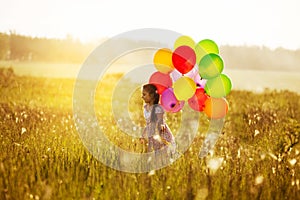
[142,127,147,138]
[156,113,166,133]
[140,127,147,144]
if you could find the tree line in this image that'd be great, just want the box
[0,31,95,63]
[0,31,299,71]
[220,45,300,71]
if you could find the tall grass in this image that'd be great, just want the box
[0,69,300,199]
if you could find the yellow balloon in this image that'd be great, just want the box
[153,48,174,74]
[174,35,195,50]
[173,76,197,101]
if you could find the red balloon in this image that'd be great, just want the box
[172,45,196,74]
[149,71,172,94]
[188,88,209,111]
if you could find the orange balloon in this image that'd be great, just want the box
[153,48,174,74]
[204,97,229,119]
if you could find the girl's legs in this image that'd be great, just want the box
[148,137,154,152]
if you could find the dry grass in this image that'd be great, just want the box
[0,69,300,199]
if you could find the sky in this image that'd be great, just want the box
[0,0,300,50]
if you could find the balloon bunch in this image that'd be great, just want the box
[149,35,232,119]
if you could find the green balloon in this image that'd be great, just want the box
[204,74,232,98]
[195,39,219,64]
[199,53,224,79]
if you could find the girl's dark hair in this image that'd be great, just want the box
[143,84,160,122]
[142,84,159,104]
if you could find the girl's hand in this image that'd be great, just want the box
[142,128,147,138]
[160,124,166,133]
[140,138,146,144]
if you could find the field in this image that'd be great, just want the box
[1,67,300,200]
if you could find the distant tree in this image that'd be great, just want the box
[9,31,32,60]
[220,45,300,71]
[0,31,299,71]
[1,31,95,63]
[0,33,10,60]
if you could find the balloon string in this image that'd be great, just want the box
[199,131,221,158]
[199,118,225,158]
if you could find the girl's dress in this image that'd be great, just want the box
[143,104,176,155]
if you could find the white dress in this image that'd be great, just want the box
[143,104,176,154]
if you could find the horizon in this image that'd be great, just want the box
[1,0,300,51]
[1,30,300,52]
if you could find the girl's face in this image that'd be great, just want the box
[142,89,153,104]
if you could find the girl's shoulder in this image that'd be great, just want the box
[154,104,164,114]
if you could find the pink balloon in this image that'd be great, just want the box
[170,69,182,83]
[161,88,184,113]
[170,64,205,91]
[185,64,199,78]
[194,73,207,88]
[170,64,198,83]
[149,71,172,94]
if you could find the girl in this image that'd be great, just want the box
[141,84,176,157]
